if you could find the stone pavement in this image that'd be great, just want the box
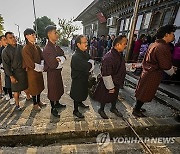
[0,48,180,153]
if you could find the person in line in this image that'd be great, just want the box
[94,35,127,119]
[43,25,66,118]
[2,32,31,110]
[70,35,94,118]
[0,35,14,103]
[22,28,46,111]
[134,25,177,117]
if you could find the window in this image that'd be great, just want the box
[142,12,152,29]
[125,18,130,30]
[162,10,171,26]
[119,19,124,32]
[174,6,180,26]
[135,15,143,30]
[150,11,162,30]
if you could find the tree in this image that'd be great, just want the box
[33,16,55,39]
[0,15,4,35]
[58,18,81,40]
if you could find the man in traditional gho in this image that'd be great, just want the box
[94,35,127,119]
[134,25,177,117]
[43,25,66,118]
[0,35,14,104]
[70,35,94,118]
[22,28,46,111]
[2,32,31,110]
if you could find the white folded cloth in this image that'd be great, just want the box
[56,56,66,64]
[41,60,44,65]
[102,75,115,90]
[56,62,63,69]
[0,69,4,73]
[34,63,44,72]
[88,59,95,72]
[164,66,175,76]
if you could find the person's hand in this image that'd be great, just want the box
[10,76,18,84]
[173,66,178,73]
[132,63,136,69]
[109,88,115,93]
[56,57,61,62]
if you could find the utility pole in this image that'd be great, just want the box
[125,0,140,61]
[32,0,38,38]
[15,24,21,44]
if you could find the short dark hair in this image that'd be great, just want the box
[139,34,146,39]
[133,34,137,37]
[45,25,56,39]
[156,24,176,39]
[24,28,36,43]
[75,35,85,47]
[0,35,5,41]
[5,32,13,38]
[113,35,127,47]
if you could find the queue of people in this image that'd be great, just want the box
[0,24,179,122]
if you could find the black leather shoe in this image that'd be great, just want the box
[140,108,146,112]
[174,115,180,123]
[55,103,66,109]
[98,109,108,119]
[132,108,146,117]
[73,111,84,118]
[78,103,89,109]
[110,108,123,117]
[51,108,60,118]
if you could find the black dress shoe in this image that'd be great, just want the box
[98,109,108,119]
[132,109,146,117]
[110,108,123,117]
[73,111,84,118]
[140,108,146,112]
[78,103,89,109]
[55,103,66,109]
[174,115,180,123]
[51,108,60,118]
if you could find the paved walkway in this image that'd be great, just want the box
[0,49,180,153]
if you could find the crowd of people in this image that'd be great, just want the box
[0,24,179,121]
[71,34,116,62]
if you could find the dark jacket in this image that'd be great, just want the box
[70,48,92,102]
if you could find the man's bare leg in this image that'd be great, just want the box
[24,89,31,100]
[14,92,20,106]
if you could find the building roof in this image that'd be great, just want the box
[74,0,99,21]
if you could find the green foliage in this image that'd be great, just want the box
[0,15,4,35]
[33,16,55,39]
[57,38,70,47]
[58,18,81,40]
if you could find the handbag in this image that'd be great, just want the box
[88,54,123,99]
